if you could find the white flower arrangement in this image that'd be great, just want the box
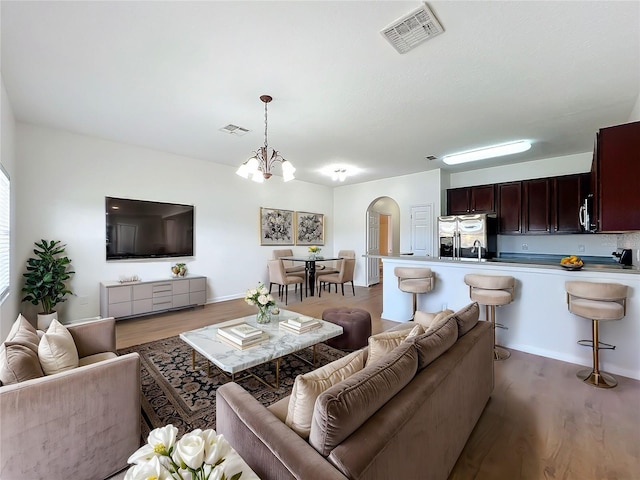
[125,424,242,480]
[243,282,275,310]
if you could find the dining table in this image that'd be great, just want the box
[281,256,341,297]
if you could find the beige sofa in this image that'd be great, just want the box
[0,317,141,480]
[216,303,493,480]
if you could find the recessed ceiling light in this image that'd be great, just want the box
[442,140,531,165]
[320,164,359,182]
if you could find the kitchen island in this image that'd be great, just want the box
[371,254,639,380]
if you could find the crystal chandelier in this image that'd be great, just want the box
[236,95,295,183]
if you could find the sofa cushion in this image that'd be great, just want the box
[405,315,458,370]
[78,352,118,366]
[453,302,480,337]
[366,324,423,366]
[0,314,44,385]
[414,309,453,330]
[286,349,365,438]
[38,319,79,375]
[309,342,418,456]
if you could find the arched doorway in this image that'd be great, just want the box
[365,196,400,286]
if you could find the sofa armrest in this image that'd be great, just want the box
[0,352,141,480]
[68,317,116,357]
[216,382,348,480]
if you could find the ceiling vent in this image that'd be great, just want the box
[381,3,444,54]
[219,124,249,136]
[425,155,437,161]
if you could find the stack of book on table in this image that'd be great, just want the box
[216,323,268,350]
[279,315,322,334]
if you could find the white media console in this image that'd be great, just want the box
[100,276,207,320]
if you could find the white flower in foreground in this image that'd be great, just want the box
[148,424,178,456]
[257,294,270,306]
[127,444,156,465]
[258,285,269,295]
[124,456,171,480]
[201,429,232,465]
[174,429,205,470]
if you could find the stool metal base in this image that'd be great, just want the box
[577,368,617,388]
[494,345,511,361]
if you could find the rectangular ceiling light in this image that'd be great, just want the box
[442,140,532,165]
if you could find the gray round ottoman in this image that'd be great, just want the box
[322,307,372,351]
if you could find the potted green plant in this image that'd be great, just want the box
[22,239,74,329]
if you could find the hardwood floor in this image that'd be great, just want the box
[115,283,640,479]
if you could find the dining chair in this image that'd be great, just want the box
[318,249,356,278]
[317,258,356,297]
[271,249,305,275]
[267,259,303,305]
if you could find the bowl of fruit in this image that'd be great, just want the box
[560,255,584,270]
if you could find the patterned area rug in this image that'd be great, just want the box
[118,335,346,439]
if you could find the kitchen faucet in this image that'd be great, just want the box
[472,240,483,261]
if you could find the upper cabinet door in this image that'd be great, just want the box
[447,188,471,215]
[470,185,495,214]
[596,121,640,232]
[523,178,552,234]
[553,173,589,233]
[497,182,522,234]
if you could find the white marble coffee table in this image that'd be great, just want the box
[179,310,343,387]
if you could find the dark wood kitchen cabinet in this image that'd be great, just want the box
[592,121,640,231]
[553,173,590,233]
[522,174,589,234]
[447,184,495,215]
[497,182,523,233]
[523,178,552,234]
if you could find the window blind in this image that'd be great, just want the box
[0,165,10,303]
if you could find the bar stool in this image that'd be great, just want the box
[565,281,627,389]
[394,267,435,318]
[464,274,515,360]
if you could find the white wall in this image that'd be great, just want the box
[448,152,592,188]
[14,124,333,323]
[629,92,640,122]
[333,170,443,286]
[1,78,18,341]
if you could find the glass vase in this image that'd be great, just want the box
[256,306,271,324]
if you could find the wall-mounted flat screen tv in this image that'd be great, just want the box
[106,197,194,260]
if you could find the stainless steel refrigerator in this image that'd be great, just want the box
[438,214,497,261]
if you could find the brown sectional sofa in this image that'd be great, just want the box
[216,304,494,480]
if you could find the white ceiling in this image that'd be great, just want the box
[2,1,639,187]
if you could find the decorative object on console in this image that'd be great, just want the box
[260,207,294,246]
[119,275,141,283]
[172,263,187,277]
[125,424,242,480]
[21,239,74,330]
[243,282,276,324]
[295,212,324,246]
[236,94,295,183]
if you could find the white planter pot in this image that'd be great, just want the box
[37,312,58,330]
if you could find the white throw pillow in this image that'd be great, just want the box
[366,324,424,366]
[38,319,79,375]
[286,349,365,438]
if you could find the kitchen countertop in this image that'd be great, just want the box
[365,253,639,274]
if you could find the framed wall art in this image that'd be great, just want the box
[295,211,325,246]
[259,207,294,245]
